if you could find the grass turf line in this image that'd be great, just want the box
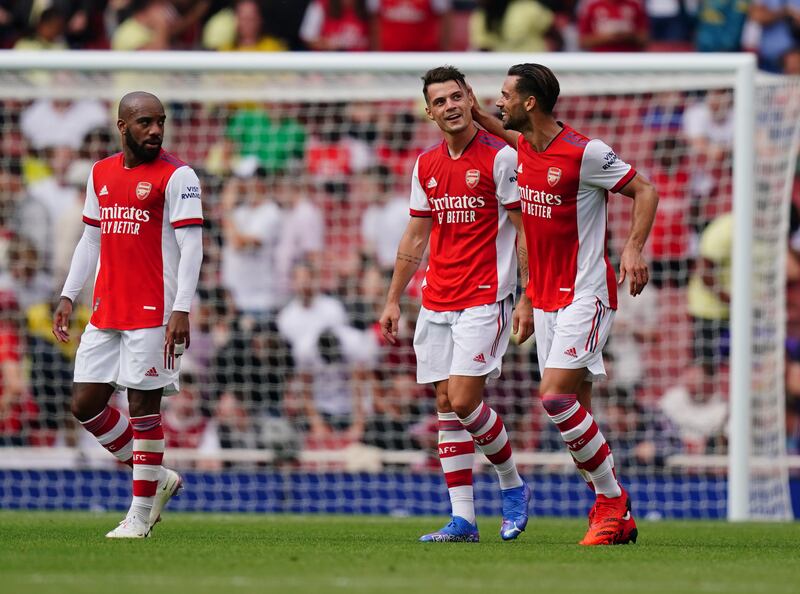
[1,511,799,594]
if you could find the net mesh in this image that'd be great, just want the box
[0,61,797,520]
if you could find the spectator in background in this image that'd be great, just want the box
[368,0,453,51]
[220,0,288,51]
[359,165,408,276]
[162,373,208,450]
[0,236,53,312]
[748,0,800,72]
[220,169,285,319]
[0,291,33,446]
[578,0,649,51]
[681,89,733,231]
[647,137,692,287]
[275,176,325,296]
[13,7,67,50]
[687,212,732,390]
[469,0,555,53]
[659,364,728,454]
[300,0,370,51]
[782,45,800,72]
[696,0,750,52]
[362,370,423,450]
[600,388,683,470]
[111,0,178,50]
[645,0,695,50]
[20,98,107,155]
[277,260,349,361]
[20,146,83,272]
[224,105,306,174]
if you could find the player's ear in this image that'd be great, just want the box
[525,95,536,113]
[116,119,126,135]
[424,106,434,122]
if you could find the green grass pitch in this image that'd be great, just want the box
[1,511,799,594]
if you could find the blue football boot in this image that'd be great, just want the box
[418,516,480,543]
[500,482,531,541]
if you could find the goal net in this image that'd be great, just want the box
[0,52,797,521]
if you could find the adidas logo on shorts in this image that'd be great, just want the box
[564,347,578,358]
[473,353,486,363]
[144,367,159,377]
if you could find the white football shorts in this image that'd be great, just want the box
[73,323,180,395]
[413,295,513,384]
[534,296,616,382]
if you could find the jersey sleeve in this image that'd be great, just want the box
[581,139,637,193]
[409,157,431,217]
[166,166,204,228]
[82,164,101,227]
[493,145,520,210]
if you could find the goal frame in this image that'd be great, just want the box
[0,51,761,520]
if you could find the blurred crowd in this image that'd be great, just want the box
[1,0,800,73]
[0,0,799,473]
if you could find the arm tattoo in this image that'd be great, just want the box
[397,252,422,265]
[517,245,529,287]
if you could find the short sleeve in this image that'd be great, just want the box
[493,145,520,209]
[409,158,431,217]
[166,166,203,228]
[82,164,101,227]
[580,139,636,193]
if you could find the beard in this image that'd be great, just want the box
[502,110,527,132]
[125,129,161,162]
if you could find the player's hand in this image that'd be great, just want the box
[467,85,485,120]
[165,311,190,370]
[512,295,534,344]
[619,243,649,296]
[52,297,73,343]
[379,302,401,345]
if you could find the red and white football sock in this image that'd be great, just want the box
[80,406,133,467]
[437,412,476,523]
[542,393,621,498]
[130,414,165,521]
[459,402,523,490]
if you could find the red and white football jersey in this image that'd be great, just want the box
[409,129,520,311]
[82,150,203,330]
[516,125,636,312]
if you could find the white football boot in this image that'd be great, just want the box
[148,468,183,531]
[106,512,150,539]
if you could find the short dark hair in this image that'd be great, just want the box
[507,63,560,114]
[422,65,467,104]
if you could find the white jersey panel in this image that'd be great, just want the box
[165,165,203,225]
[82,164,100,222]
[575,139,632,307]
[408,157,430,215]
[492,144,520,303]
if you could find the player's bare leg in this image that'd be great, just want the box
[449,375,530,541]
[419,380,480,542]
[539,368,636,545]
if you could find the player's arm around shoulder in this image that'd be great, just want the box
[469,87,520,148]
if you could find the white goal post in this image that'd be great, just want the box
[0,51,796,521]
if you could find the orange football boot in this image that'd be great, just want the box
[579,487,638,546]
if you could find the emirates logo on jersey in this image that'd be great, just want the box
[547,167,561,187]
[465,169,480,189]
[136,181,152,200]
